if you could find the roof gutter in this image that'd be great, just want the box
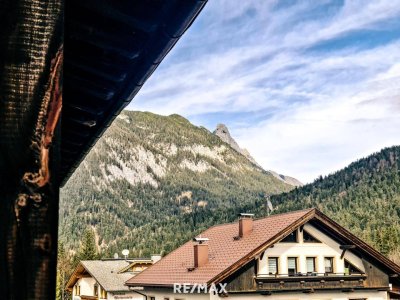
[130,288,147,300]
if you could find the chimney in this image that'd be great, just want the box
[239,213,254,238]
[193,237,209,268]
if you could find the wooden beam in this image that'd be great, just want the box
[339,245,356,259]
[76,274,92,279]
[0,0,63,299]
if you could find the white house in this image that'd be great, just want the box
[67,256,160,300]
[126,208,400,300]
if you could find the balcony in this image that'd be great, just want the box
[256,272,366,292]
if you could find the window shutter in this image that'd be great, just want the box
[324,258,332,268]
[288,258,296,269]
[324,257,333,272]
[306,258,314,272]
[268,258,277,274]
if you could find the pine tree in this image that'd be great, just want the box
[76,228,99,261]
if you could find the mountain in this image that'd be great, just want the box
[214,123,260,166]
[59,110,400,262]
[271,146,400,258]
[267,170,303,187]
[59,111,293,256]
[213,123,302,187]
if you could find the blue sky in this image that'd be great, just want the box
[127,0,400,183]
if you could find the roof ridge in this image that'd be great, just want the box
[198,207,315,233]
[254,207,315,222]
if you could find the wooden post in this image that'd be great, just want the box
[0,0,63,299]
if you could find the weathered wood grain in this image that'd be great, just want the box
[0,0,63,299]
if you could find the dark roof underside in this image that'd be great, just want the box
[62,0,207,184]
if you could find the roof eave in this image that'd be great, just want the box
[61,0,208,185]
[126,283,175,288]
[65,262,85,291]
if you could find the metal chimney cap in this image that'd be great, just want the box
[193,237,209,244]
[238,213,254,218]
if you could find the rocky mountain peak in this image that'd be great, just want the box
[214,124,241,152]
[214,124,260,167]
[213,123,302,187]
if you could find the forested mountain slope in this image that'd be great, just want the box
[272,146,400,257]
[60,111,293,256]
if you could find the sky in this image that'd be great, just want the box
[127,0,400,183]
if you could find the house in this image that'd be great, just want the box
[126,208,400,300]
[66,256,160,300]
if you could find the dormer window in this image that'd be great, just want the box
[281,231,297,243]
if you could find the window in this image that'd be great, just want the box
[100,286,107,299]
[303,230,321,243]
[75,285,80,296]
[288,257,297,275]
[268,257,279,275]
[306,257,316,273]
[281,230,297,242]
[94,283,98,296]
[345,260,362,275]
[324,257,334,273]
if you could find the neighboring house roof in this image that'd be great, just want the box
[126,209,313,287]
[126,208,400,287]
[118,259,153,274]
[67,259,147,292]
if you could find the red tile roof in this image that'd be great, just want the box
[126,208,315,287]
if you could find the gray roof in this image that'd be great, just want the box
[81,260,134,292]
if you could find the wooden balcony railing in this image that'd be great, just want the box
[256,273,366,292]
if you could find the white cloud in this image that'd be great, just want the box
[128,0,400,183]
[234,65,400,183]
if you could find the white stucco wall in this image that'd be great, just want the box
[75,277,97,297]
[108,291,145,300]
[259,223,365,275]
